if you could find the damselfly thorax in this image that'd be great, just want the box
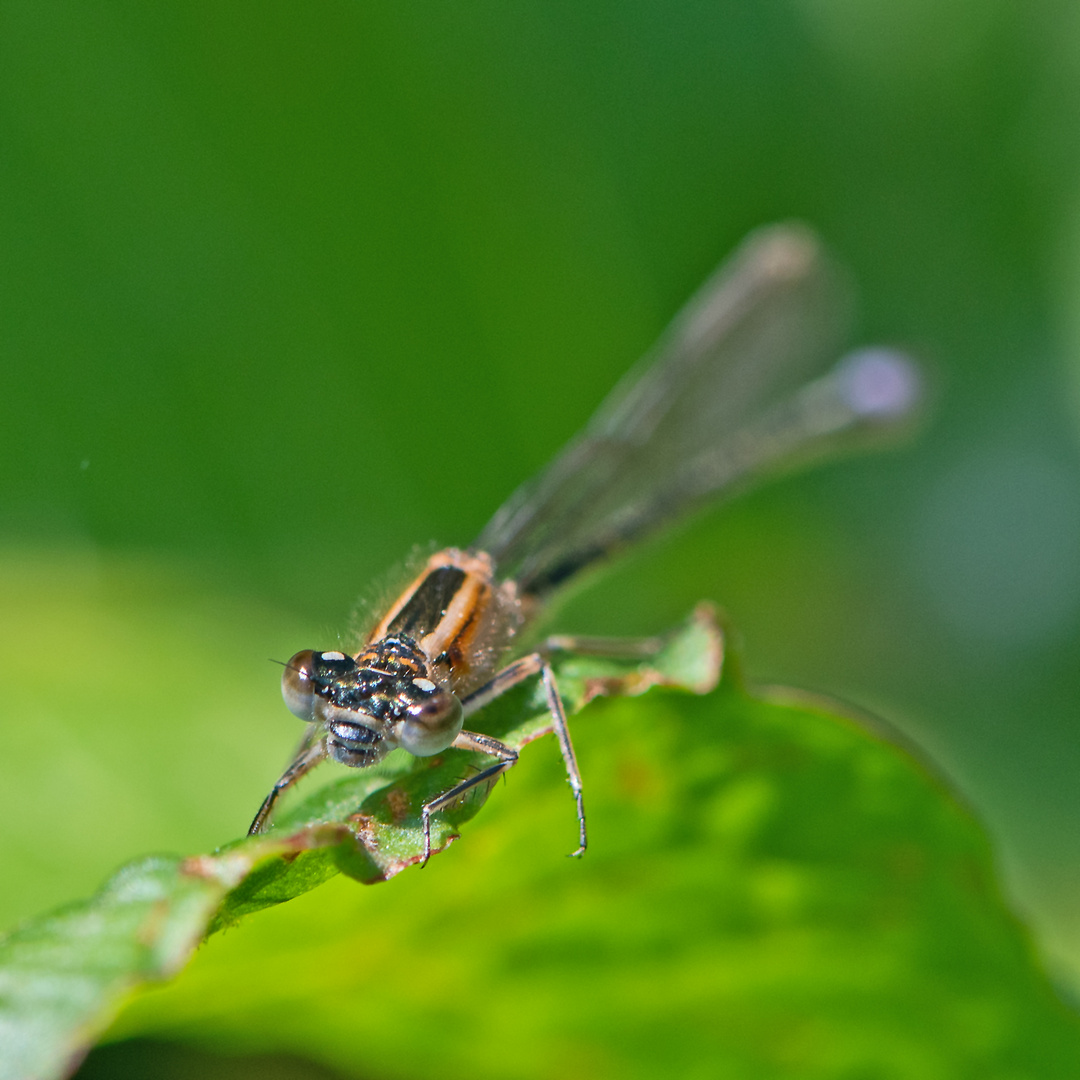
[248,223,921,862]
[365,548,523,695]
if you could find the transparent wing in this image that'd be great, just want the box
[475,223,919,598]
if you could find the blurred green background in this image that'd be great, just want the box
[4,0,1080,1071]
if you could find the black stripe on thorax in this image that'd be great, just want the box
[386,565,468,639]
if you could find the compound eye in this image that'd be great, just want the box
[399,686,464,757]
[281,650,317,720]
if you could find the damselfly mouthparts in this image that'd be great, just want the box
[248,223,920,862]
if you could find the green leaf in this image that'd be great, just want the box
[0,832,350,1080]
[0,608,723,1079]
[102,675,1080,1079]
[0,856,222,1080]
[7,604,1080,1079]
[113,691,1080,1080]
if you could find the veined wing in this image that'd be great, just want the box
[475,223,917,598]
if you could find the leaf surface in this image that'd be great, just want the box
[0,609,722,1079]
[107,656,1080,1078]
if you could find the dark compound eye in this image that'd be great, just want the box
[399,682,464,756]
[281,650,317,720]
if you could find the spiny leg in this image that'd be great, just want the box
[457,631,667,718]
[459,652,545,716]
[541,662,586,857]
[532,629,700,857]
[421,729,518,865]
[248,737,327,835]
[460,652,587,858]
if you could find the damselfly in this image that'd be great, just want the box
[248,223,919,862]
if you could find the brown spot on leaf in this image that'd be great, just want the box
[616,757,660,803]
[385,786,412,824]
[582,669,663,705]
[179,855,219,879]
[348,812,379,849]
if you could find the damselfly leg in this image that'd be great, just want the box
[421,730,518,865]
[248,734,327,836]
[418,622,704,862]
[446,653,586,860]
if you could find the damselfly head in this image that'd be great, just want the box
[281,642,464,759]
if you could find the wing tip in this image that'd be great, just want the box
[743,221,823,282]
[834,347,923,422]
